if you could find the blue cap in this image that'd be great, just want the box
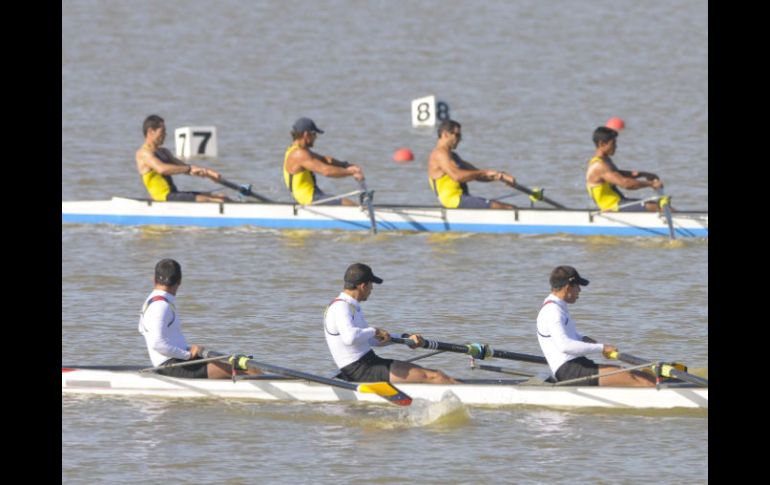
[292,117,324,134]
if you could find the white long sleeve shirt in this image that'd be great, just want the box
[536,294,604,375]
[324,292,380,369]
[138,290,192,366]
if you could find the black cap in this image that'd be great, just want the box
[344,263,383,286]
[292,117,324,134]
[549,265,589,289]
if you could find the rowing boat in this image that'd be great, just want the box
[62,366,708,410]
[61,197,708,237]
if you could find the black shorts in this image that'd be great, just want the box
[156,358,209,378]
[166,191,201,202]
[338,350,393,382]
[555,356,600,386]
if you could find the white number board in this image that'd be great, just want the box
[411,95,451,127]
[174,126,218,159]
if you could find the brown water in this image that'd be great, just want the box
[62,1,708,483]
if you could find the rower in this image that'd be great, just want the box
[138,258,260,379]
[135,115,230,203]
[428,119,518,210]
[585,126,665,212]
[283,117,365,206]
[324,263,458,384]
[536,265,656,387]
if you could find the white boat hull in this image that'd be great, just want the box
[61,197,708,237]
[62,367,708,410]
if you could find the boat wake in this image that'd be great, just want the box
[394,391,470,429]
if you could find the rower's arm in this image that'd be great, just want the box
[141,302,192,360]
[438,153,499,183]
[293,150,362,179]
[600,165,661,190]
[138,149,191,176]
[542,308,604,356]
[326,303,376,346]
[618,169,659,180]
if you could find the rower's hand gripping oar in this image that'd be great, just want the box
[216,178,276,203]
[608,351,707,387]
[512,182,567,209]
[358,179,377,234]
[201,350,411,406]
[391,335,547,365]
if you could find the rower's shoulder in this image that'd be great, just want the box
[587,155,612,174]
[428,145,451,164]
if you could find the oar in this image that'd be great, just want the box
[512,182,567,209]
[358,179,377,234]
[216,178,276,203]
[390,335,547,365]
[657,188,675,240]
[200,350,411,406]
[608,351,708,387]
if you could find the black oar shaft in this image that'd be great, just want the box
[391,336,472,354]
[392,335,547,365]
[489,349,547,365]
[614,352,708,387]
[513,182,566,209]
[218,178,274,203]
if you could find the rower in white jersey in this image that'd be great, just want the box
[536,265,656,387]
[138,258,261,379]
[324,263,457,384]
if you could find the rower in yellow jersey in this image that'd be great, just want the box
[428,120,517,209]
[585,126,663,212]
[283,117,364,206]
[135,115,230,202]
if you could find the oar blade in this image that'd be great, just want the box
[357,382,412,406]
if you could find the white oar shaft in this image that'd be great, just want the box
[302,190,363,207]
[552,362,654,386]
[590,196,660,216]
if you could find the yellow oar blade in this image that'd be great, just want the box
[357,382,413,406]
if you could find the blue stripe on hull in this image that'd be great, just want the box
[62,213,708,237]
